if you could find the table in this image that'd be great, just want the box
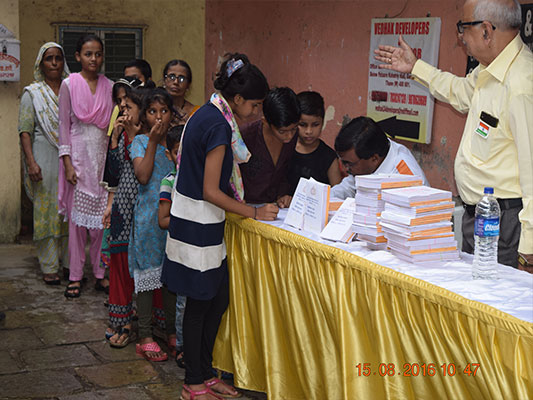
[213,212,533,400]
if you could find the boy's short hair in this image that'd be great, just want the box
[123,59,152,81]
[334,116,390,159]
[297,91,325,119]
[166,125,184,150]
[263,87,301,129]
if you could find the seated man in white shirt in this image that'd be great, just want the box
[331,116,428,199]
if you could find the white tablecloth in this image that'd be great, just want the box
[263,208,533,323]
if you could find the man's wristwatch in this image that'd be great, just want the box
[518,254,533,269]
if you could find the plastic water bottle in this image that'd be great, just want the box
[472,187,500,279]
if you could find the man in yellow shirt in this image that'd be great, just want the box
[375,0,532,269]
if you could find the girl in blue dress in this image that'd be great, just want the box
[130,88,177,362]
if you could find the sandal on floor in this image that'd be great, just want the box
[94,278,109,294]
[64,281,81,298]
[175,351,186,369]
[110,327,136,348]
[105,327,116,342]
[180,385,223,400]
[205,378,242,399]
[136,341,168,362]
[43,273,61,286]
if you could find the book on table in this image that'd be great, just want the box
[355,173,423,190]
[380,220,453,237]
[284,177,331,234]
[380,210,453,226]
[384,231,455,247]
[353,212,380,225]
[320,197,355,243]
[381,186,452,207]
[384,201,455,217]
[389,248,460,263]
[353,173,424,250]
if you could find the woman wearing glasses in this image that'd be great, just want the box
[162,60,199,126]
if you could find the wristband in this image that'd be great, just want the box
[518,254,532,268]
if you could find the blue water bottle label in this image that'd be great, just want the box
[474,217,499,237]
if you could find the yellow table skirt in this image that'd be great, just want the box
[213,213,533,400]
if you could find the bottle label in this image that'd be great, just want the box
[474,217,499,237]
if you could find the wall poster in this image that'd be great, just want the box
[367,18,441,144]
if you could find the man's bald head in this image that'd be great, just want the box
[468,0,521,32]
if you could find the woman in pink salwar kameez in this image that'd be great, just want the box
[58,34,114,298]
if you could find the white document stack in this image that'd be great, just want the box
[380,186,459,262]
[353,174,424,250]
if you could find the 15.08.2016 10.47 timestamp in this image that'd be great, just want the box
[355,363,480,377]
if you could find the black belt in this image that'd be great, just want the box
[463,198,523,216]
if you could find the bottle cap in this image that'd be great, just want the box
[484,187,494,194]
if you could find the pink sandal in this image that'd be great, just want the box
[179,384,223,400]
[205,378,242,398]
[136,341,168,362]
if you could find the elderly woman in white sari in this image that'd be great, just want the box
[19,42,70,285]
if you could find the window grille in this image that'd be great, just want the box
[59,26,142,80]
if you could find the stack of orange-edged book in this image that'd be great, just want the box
[353,174,423,250]
[380,185,459,262]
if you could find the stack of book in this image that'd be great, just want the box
[353,174,424,250]
[380,186,459,262]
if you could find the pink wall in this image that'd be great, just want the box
[205,0,473,193]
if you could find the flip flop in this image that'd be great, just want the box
[136,341,168,362]
[110,327,136,348]
[180,385,223,400]
[205,378,242,398]
[43,273,61,285]
[94,279,109,294]
[105,327,116,342]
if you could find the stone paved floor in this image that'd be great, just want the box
[0,243,267,400]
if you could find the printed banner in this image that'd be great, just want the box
[0,24,20,82]
[367,18,441,144]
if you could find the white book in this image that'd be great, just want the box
[320,197,356,243]
[352,222,382,236]
[355,205,382,216]
[353,212,380,225]
[380,221,452,237]
[357,233,387,244]
[384,231,455,247]
[284,177,331,234]
[355,173,423,190]
[388,240,458,255]
[381,186,452,207]
[384,201,455,217]
[381,210,452,227]
[355,194,384,208]
[390,248,460,263]
[355,187,382,200]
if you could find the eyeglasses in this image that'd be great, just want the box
[164,73,189,83]
[340,159,360,170]
[456,20,496,34]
